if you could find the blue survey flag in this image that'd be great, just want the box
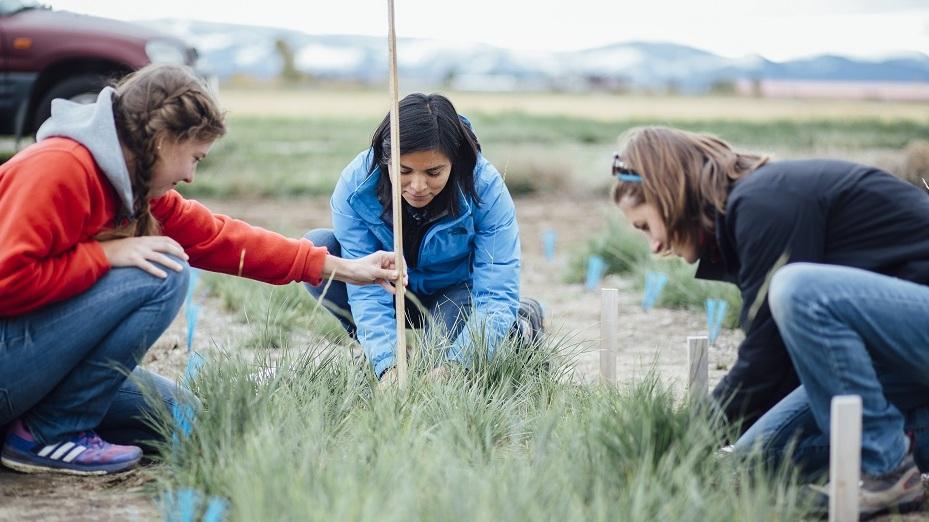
[585,255,607,292]
[642,271,668,311]
[542,229,557,262]
[705,298,728,345]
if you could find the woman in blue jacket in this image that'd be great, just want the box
[305,93,542,382]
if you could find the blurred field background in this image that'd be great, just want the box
[189,87,929,199]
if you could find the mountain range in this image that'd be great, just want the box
[144,18,929,92]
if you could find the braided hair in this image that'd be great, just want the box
[105,64,225,238]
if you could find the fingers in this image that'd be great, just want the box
[137,258,168,279]
[378,279,397,295]
[150,236,189,261]
[149,252,185,273]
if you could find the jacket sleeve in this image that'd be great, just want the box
[0,150,110,316]
[330,163,398,378]
[446,166,521,364]
[711,187,825,431]
[151,192,327,285]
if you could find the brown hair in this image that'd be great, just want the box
[103,64,226,239]
[611,126,769,252]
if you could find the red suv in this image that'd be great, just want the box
[0,0,198,137]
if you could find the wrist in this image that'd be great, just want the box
[323,255,350,281]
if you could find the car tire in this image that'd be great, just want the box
[31,74,109,134]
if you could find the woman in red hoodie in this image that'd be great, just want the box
[0,64,402,475]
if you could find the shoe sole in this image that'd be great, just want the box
[1,452,140,476]
[860,491,926,520]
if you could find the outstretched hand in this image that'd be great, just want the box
[323,251,408,294]
[99,236,188,278]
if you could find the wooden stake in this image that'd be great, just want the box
[687,336,708,398]
[830,395,862,522]
[599,288,618,384]
[386,0,408,386]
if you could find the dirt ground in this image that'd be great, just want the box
[1,195,923,521]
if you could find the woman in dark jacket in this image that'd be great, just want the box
[610,126,929,517]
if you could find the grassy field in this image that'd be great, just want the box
[152,89,928,520]
[189,87,929,199]
[147,337,809,521]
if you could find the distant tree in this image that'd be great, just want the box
[274,37,302,84]
[709,79,737,95]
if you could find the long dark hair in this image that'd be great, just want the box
[369,93,481,215]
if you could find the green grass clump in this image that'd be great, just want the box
[203,273,348,348]
[565,216,651,283]
[145,332,808,521]
[635,259,742,328]
[566,216,741,327]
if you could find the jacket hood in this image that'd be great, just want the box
[36,87,135,216]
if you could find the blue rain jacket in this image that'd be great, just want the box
[330,146,521,377]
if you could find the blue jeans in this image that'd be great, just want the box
[303,229,472,341]
[733,386,929,478]
[737,263,929,476]
[0,258,191,447]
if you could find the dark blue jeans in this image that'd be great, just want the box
[303,229,472,341]
[0,258,191,447]
[734,263,929,477]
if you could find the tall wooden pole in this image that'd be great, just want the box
[386,0,408,385]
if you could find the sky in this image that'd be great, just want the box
[49,0,929,61]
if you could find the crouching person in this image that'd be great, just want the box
[304,93,544,383]
[0,64,401,475]
[609,125,929,516]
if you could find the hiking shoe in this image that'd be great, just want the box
[513,298,545,346]
[806,451,924,519]
[1,420,142,475]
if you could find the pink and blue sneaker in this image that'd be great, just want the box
[1,420,142,475]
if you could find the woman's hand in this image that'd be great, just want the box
[99,236,188,278]
[323,252,407,294]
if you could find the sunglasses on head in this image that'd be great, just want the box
[612,152,643,183]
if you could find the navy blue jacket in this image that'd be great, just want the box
[696,160,929,429]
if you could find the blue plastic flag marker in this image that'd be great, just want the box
[162,488,201,522]
[185,304,200,352]
[171,401,195,441]
[705,298,729,345]
[542,229,557,263]
[183,352,205,386]
[202,496,229,522]
[642,271,668,311]
[585,255,607,292]
[184,269,201,351]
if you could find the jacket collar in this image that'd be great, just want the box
[347,165,472,226]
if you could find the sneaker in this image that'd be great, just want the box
[1,420,142,475]
[806,451,924,519]
[513,298,545,346]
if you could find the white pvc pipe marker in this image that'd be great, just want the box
[830,395,862,522]
[599,288,618,384]
[687,336,709,398]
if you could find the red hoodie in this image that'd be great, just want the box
[0,138,327,317]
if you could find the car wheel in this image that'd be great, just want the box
[31,74,109,134]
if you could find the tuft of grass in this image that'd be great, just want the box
[565,216,742,327]
[143,330,809,521]
[634,259,742,328]
[203,273,348,348]
[565,216,651,283]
